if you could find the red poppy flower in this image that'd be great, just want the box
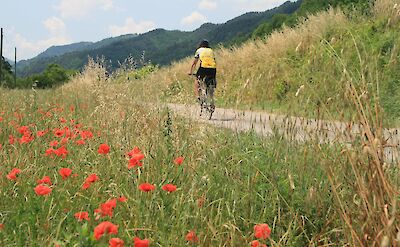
[0,144,2,150]
[138,183,155,192]
[49,140,59,147]
[174,156,184,165]
[127,147,143,158]
[61,137,69,145]
[98,143,110,155]
[37,130,46,137]
[251,240,267,247]
[118,196,128,202]
[6,168,21,180]
[34,184,52,196]
[18,126,30,135]
[19,133,34,144]
[37,176,52,185]
[86,174,99,183]
[81,130,93,140]
[76,139,85,145]
[128,158,143,169]
[185,231,198,243]
[0,223,4,230]
[54,128,64,137]
[254,224,271,239]
[8,135,15,145]
[82,174,99,189]
[133,237,149,247]
[109,238,124,247]
[74,211,90,221]
[127,147,145,169]
[59,117,67,123]
[93,221,118,240]
[59,168,72,179]
[54,146,68,158]
[82,182,92,190]
[162,184,177,192]
[45,148,55,157]
[95,199,117,218]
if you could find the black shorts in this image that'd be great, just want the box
[196,67,216,87]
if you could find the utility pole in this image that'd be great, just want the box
[14,47,17,87]
[0,28,3,83]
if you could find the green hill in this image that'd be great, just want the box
[17,1,301,77]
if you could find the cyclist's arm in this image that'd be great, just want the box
[189,57,199,75]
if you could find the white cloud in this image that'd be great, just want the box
[43,17,66,35]
[181,11,207,26]
[56,0,114,19]
[199,0,217,10]
[109,18,155,36]
[12,33,70,60]
[4,18,71,60]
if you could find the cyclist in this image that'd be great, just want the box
[188,39,217,104]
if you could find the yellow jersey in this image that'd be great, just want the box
[195,47,216,69]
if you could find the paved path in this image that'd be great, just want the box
[166,103,400,163]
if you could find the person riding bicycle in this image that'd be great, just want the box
[188,39,217,102]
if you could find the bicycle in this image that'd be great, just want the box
[192,74,216,120]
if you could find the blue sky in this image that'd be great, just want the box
[1,0,288,60]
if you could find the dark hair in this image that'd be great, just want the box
[198,39,210,48]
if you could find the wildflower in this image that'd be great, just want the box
[109,238,124,247]
[59,168,72,179]
[174,156,184,165]
[59,117,67,123]
[34,184,52,196]
[45,148,55,157]
[54,146,68,158]
[6,168,21,180]
[8,135,15,145]
[254,224,271,239]
[185,231,198,243]
[18,126,30,135]
[93,221,118,240]
[98,143,110,155]
[49,140,59,147]
[127,147,143,158]
[82,173,99,189]
[74,211,90,221]
[251,240,267,247]
[0,224,4,230]
[37,130,46,137]
[127,147,145,169]
[76,139,85,145]
[61,137,69,145]
[81,130,93,140]
[37,176,52,185]
[162,184,177,192]
[86,174,99,183]
[19,133,34,144]
[138,183,155,192]
[95,199,117,218]
[118,196,128,202]
[133,237,149,247]
[54,128,64,137]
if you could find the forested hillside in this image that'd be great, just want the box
[16,1,301,77]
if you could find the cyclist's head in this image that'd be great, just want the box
[198,39,210,48]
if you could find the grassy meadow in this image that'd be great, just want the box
[0,0,400,246]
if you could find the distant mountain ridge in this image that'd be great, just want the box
[17,1,301,77]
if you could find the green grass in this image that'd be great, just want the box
[0,87,349,246]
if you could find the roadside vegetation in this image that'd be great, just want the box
[134,0,400,125]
